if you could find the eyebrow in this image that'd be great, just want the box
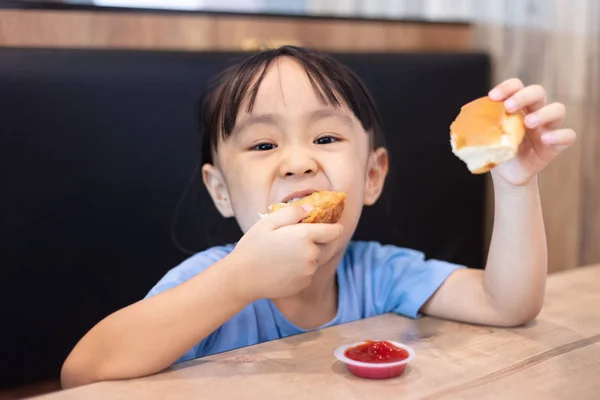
[230,114,278,138]
[230,108,355,139]
[308,108,355,128]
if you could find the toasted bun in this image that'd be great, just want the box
[450,96,525,174]
[268,191,347,223]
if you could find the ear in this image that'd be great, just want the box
[202,163,234,218]
[364,147,389,206]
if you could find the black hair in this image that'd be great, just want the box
[199,45,385,165]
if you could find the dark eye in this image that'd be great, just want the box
[314,136,338,145]
[252,143,277,151]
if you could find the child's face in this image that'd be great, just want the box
[203,57,388,247]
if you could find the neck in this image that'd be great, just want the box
[272,250,344,329]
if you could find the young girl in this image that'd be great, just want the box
[61,46,575,388]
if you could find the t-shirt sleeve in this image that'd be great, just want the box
[144,245,234,363]
[359,241,465,319]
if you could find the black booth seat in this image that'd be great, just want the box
[0,48,490,389]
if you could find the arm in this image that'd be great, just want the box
[61,255,249,389]
[422,79,575,327]
[422,173,546,326]
[61,204,342,388]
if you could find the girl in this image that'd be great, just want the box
[61,46,575,388]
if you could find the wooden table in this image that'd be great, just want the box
[36,265,600,400]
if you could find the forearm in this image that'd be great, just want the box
[484,172,547,321]
[422,173,549,326]
[424,79,570,326]
[61,255,249,388]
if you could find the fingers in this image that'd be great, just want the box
[286,223,344,244]
[524,102,566,130]
[308,224,344,244]
[260,204,312,230]
[504,84,547,113]
[488,78,525,101]
[258,203,344,243]
[489,80,548,113]
[541,128,576,152]
[490,78,568,135]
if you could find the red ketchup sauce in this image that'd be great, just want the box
[344,340,410,363]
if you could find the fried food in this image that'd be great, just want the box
[268,191,347,223]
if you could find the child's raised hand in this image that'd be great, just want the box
[488,79,576,186]
[228,204,343,301]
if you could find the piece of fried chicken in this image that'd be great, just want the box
[267,191,347,223]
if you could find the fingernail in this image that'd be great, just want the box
[488,88,501,100]
[301,204,313,212]
[525,113,540,127]
[504,99,517,112]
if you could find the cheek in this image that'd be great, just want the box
[323,152,369,227]
[222,159,273,231]
[327,147,369,190]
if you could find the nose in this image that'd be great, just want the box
[278,147,318,177]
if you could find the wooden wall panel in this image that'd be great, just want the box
[580,102,600,266]
[579,0,600,266]
[0,10,472,52]
[538,101,584,272]
[475,0,598,273]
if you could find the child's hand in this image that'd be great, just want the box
[488,79,576,186]
[229,204,343,301]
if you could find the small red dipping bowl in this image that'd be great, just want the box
[334,340,416,379]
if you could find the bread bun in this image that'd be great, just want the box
[450,96,525,174]
[267,191,346,223]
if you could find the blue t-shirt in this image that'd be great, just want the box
[145,241,463,363]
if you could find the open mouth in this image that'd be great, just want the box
[285,197,305,204]
[259,190,347,224]
[280,189,318,204]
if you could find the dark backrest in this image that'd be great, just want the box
[0,48,490,387]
